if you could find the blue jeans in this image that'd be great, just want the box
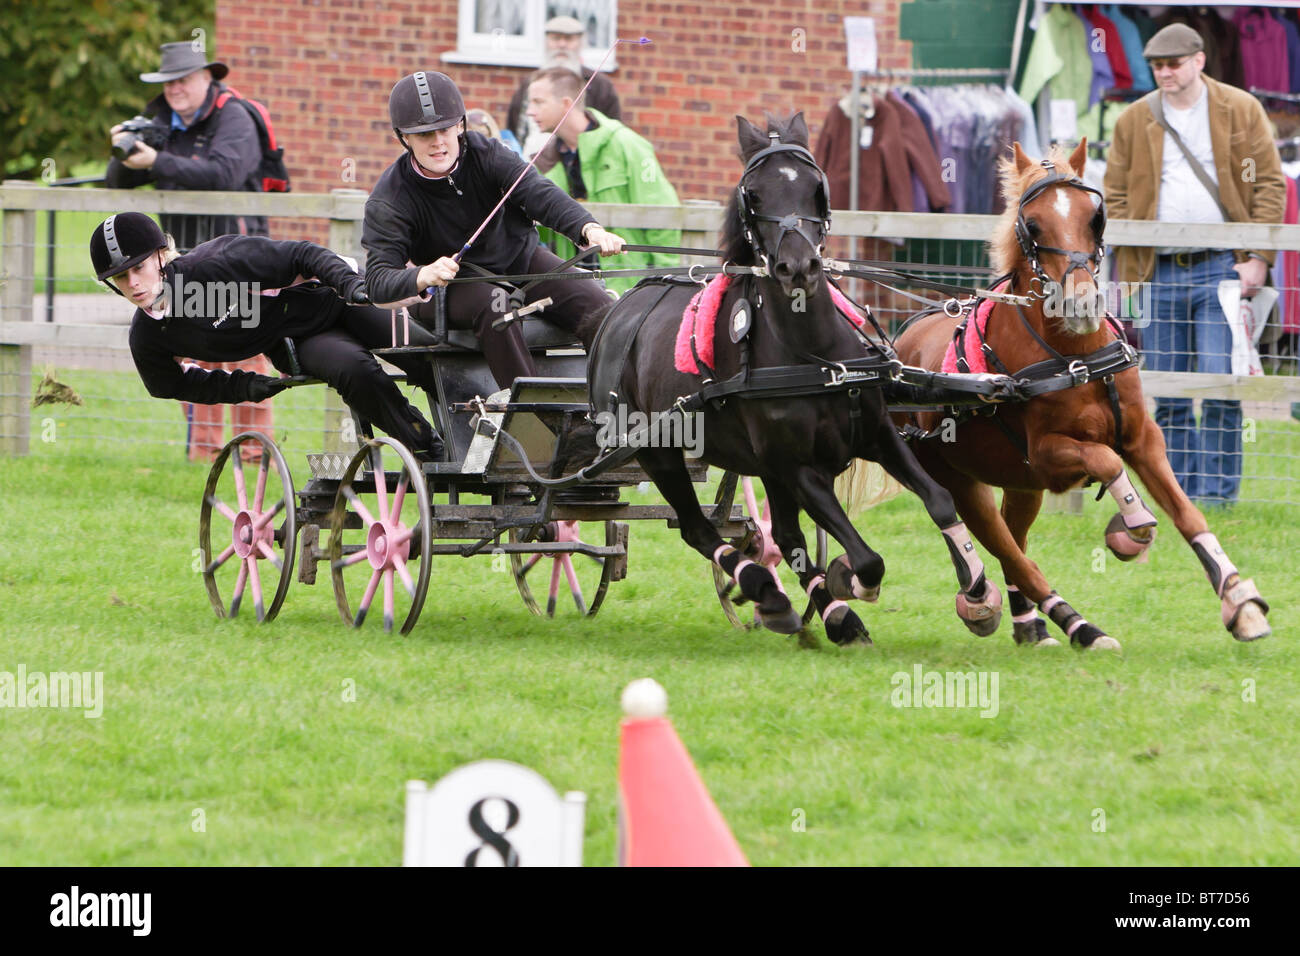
[1145,251,1242,501]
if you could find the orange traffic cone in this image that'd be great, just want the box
[617,679,749,867]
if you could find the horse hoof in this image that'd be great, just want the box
[1222,579,1270,641]
[956,583,1003,637]
[1230,601,1271,642]
[826,555,855,601]
[1105,513,1156,563]
[825,604,870,646]
[1084,635,1122,652]
[1036,636,1062,648]
[1013,617,1049,646]
[760,606,804,635]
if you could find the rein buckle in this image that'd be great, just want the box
[1067,359,1090,386]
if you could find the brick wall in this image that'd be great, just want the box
[216,0,915,240]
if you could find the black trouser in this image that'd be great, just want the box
[267,301,442,454]
[410,246,610,389]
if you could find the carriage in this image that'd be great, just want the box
[195,277,834,634]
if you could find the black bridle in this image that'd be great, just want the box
[1013,161,1107,295]
[735,133,832,272]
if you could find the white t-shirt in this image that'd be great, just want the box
[1156,84,1227,254]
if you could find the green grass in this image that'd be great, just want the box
[2,376,1298,865]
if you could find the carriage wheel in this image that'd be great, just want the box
[712,476,829,629]
[328,438,433,634]
[199,431,297,623]
[508,520,618,618]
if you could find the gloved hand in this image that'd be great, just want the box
[247,375,290,403]
[344,280,371,306]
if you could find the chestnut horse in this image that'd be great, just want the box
[893,141,1270,649]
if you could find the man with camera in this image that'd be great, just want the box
[107,41,267,249]
[107,40,272,463]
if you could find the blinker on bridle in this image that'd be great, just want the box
[736,131,833,272]
[1013,159,1108,295]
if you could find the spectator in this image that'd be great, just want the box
[1104,23,1285,505]
[504,15,621,156]
[88,213,446,464]
[527,67,679,297]
[466,107,523,156]
[105,40,274,463]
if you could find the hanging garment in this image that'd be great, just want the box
[1275,176,1299,335]
[888,90,952,212]
[1083,6,1132,90]
[1076,7,1115,107]
[1275,10,1300,96]
[811,93,946,213]
[1019,3,1093,120]
[1235,7,1290,95]
[1103,4,1154,92]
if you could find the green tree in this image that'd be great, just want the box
[0,0,215,180]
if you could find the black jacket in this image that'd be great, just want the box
[128,236,364,404]
[106,82,267,251]
[361,131,596,305]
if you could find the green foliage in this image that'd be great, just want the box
[0,0,215,180]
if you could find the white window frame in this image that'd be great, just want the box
[442,0,619,71]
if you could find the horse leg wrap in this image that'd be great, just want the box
[1103,471,1157,562]
[1039,592,1105,646]
[1189,532,1238,597]
[1007,585,1051,645]
[807,575,869,645]
[941,523,985,594]
[955,579,1003,635]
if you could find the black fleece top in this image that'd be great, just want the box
[127,236,364,404]
[361,130,597,305]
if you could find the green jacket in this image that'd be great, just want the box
[537,109,680,296]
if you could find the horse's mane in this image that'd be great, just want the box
[987,144,1077,275]
[718,113,810,268]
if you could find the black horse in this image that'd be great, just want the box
[586,113,1003,644]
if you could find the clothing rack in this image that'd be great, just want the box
[858,67,1009,81]
[1251,87,1300,105]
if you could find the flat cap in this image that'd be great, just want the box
[544,15,585,35]
[1143,23,1204,59]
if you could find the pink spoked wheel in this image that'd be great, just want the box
[508,520,620,618]
[713,475,828,629]
[199,431,297,623]
[328,437,433,634]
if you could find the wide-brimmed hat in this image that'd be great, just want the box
[1143,23,1204,60]
[544,15,585,35]
[140,41,229,83]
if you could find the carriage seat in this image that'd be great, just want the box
[441,316,583,353]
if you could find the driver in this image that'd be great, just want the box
[362,70,628,390]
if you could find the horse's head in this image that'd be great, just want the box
[727,112,831,299]
[992,140,1108,336]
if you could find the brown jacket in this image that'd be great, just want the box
[1104,74,1285,284]
[814,95,949,213]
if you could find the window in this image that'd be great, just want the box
[444,0,620,70]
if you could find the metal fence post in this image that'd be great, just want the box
[1,186,36,456]
[322,188,368,454]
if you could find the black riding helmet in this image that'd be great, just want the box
[389,71,466,143]
[89,213,167,293]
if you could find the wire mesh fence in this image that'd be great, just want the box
[3,187,1299,504]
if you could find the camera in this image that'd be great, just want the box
[112,117,168,160]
